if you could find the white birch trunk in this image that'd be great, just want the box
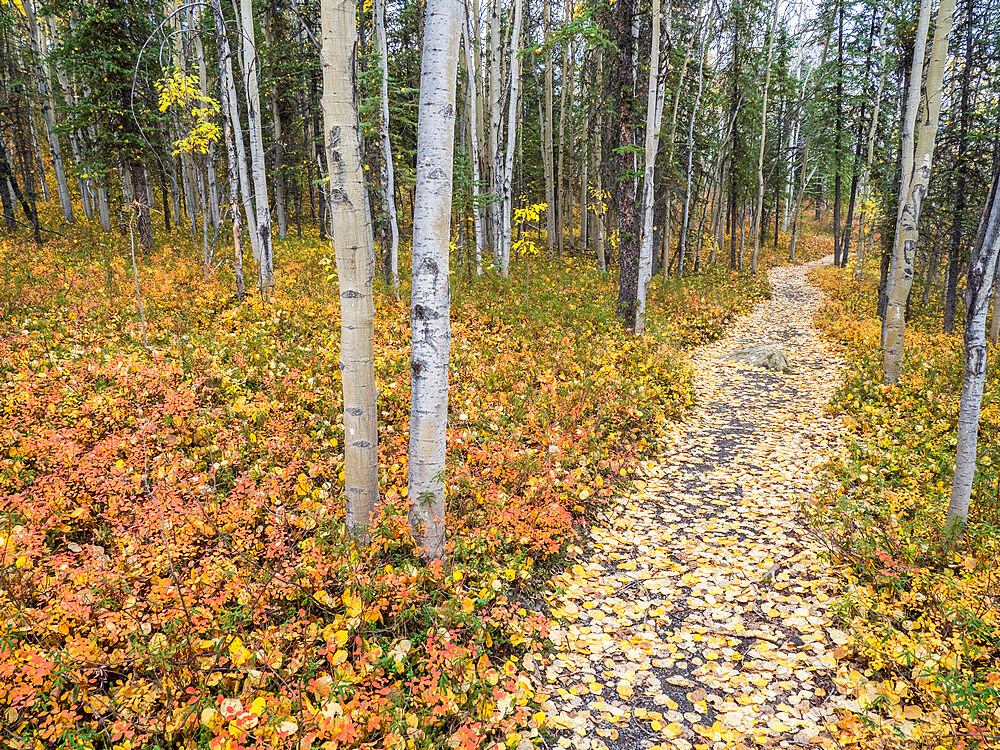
[635,0,665,334]
[948,168,1000,526]
[237,0,275,293]
[884,0,934,306]
[542,0,556,258]
[463,4,484,275]
[213,0,262,271]
[376,0,402,289]
[24,0,73,223]
[321,0,381,534]
[487,0,503,266]
[883,0,956,382]
[409,0,462,560]
[498,0,523,277]
[750,0,779,274]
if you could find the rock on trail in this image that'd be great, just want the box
[540,259,851,750]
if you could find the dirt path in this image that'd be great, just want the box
[540,260,848,750]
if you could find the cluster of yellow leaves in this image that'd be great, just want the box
[156,71,221,155]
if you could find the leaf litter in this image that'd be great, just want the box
[539,259,855,750]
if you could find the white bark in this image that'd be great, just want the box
[487,0,502,266]
[635,0,665,334]
[213,0,262,272]
[321,0,381,534]
[884,0,934,304]
[236,0,274,293]
[376,0,402,289]
[883,0,956,382]
[750,0,779,274]
[948,169,1000,526]
[409,0,462,560]
[542,0,556,258]
[498,0,522,277]
[24,0,73,223]
[463,5,484,275]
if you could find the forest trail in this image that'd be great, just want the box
[540,259,850,750]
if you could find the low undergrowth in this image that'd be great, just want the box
[0,216,768,750]
[810,259,1000,749]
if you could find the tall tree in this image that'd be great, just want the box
[883,0,957,382]
[408,0,462,559]
[320,0,381,535]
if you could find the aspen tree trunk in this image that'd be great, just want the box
[409,0,462,560]
[580,103,588,253]
[750,0,779,274]
[661,14,695,278]
[193,9,221,230]
[24,0,73,223]
[594,50,606,273]
[855,16,889,281]
[541,1,556,258]
[498,0,522,277]
[557,5,571,256]
[213,0,262,270]
[883,0,956,383]
[944,0,973,333]
[832,0,845,265]
[264,15,288,239]
[217,40,246,301]
[236,0,275,294]
[635,0,665,334]
[463,6,484,276]
[884,0,934,305]
[948,164,1000,526]
[321,0,380,535]
[679,7,712,277]
[376,0,401,289]
[487,0,502,266]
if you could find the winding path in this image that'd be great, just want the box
[541,260,849,750]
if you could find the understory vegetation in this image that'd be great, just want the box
[811,258,1000,748]
[0,215,771,749]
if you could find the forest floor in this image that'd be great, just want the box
[539,258,852,750]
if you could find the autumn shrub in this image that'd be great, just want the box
[809,259,1000,748]
[0,221,766,750]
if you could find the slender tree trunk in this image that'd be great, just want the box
[214,0,262,272]
[612,0,640,324]
[884,0,934,304]
[376,0,402,290]
[948,162,1000,526]
[750,0,778,273]
[594,50,606,273]
[236,0,275,294]
[408,0,462,560]
[883,0,956,382]
[463,7,483,276]
[540,3,556,257]
[944,0,974,334]
[635,0,666,333]
[217,32,246,301]
[498,0,522,277]
[855,16,889,280]
[680,7,711,277]
[832,0,844,266]
[24,0,73,223]
[320,0,380,535]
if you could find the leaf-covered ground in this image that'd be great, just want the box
[807,259,1000,749]
[0,218,776,750]
[539,258,857,749]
